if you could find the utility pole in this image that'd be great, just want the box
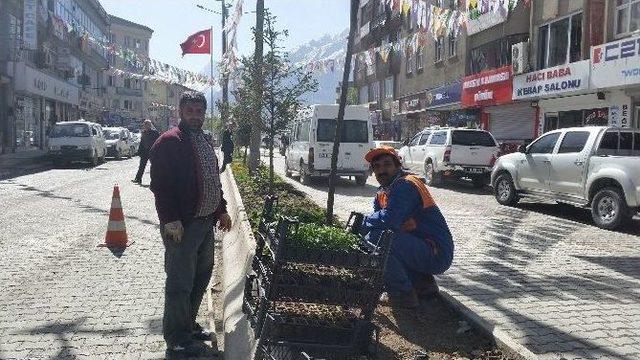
[248,0,264,173]
[220,0,229,124]
[326,0,360,224]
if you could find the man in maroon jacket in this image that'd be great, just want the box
[150,91,231,359]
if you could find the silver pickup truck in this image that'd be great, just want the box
[491,126,640,229]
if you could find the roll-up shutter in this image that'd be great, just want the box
[485,103,536,142]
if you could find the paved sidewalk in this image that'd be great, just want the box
[0,150,51,180]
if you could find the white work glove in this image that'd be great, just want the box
[164,220,184,243]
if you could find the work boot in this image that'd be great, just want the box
[165,342,203,359]
[380,290,420,309]
[414,274,439,300]
[192,323,213,341]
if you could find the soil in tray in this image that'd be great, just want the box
[273,301,358,328]
[374,296,516,360]
[276,262,375,290]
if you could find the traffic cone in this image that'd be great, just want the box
[100,185,133,248]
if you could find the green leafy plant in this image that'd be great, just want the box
[288,223,359,252]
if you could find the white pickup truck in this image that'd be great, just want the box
[491,126,640,229]
[398,128,500,188]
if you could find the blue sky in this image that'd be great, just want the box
[100,0,350,75]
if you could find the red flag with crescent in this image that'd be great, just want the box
[180,29,212,56]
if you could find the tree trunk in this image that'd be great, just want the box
[326,0,359,225]
[249,0,265,174]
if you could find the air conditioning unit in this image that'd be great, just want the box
[511,41,529,75]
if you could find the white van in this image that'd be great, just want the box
[103,127,134,159]
[48,120,107,166]
[284,104,374,186]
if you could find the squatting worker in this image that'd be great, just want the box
[219,121,236,172]
[362,146,454,309]
[150,91,232,359]
[132,119,159,185]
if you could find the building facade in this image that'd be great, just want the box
[3,0,110,153]
[104,15,152,131]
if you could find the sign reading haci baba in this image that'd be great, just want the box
[512,60,590,100]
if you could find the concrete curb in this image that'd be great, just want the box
[217,165,257,360]
[439,291,538,360]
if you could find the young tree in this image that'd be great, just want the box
[248,0,265,174]
[326,0,360,225]
[261,12,318,190]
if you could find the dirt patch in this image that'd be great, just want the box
[374,296,514,360]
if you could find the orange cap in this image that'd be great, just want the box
[365,145,401,163]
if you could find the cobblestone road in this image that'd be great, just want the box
[0,159,215,359]
[269,153,640,360]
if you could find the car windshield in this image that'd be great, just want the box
[50,124,90,138]
[104,130,120,140]
[451,130,496,147]
[317,119,368,143]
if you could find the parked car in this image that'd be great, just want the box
[284,104,374,186]
[491,126,640,229]
[48,120,107,166]
[398,127,500,187]
[103,127,134,159]
[374,140,403,149]
[130,131,141,155]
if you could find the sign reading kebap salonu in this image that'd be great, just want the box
[512,60,590,100]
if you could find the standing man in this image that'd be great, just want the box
[132,119,159,184]
[219,121,236,172]
[150,91,232,358]
[362,146,454,309]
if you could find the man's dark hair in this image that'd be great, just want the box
[370,153,401,168]
[179,91,207,110]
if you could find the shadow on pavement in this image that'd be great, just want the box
[16,317,130,359]
[442,205,639,358]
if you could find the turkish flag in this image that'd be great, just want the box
[180,29,212,56]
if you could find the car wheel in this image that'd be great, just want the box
[127,147,133,159]
[89,151,98,167]
[591,187,630,230]
[424,162,442,186]
[115,149,122,160]
[494,172,519,206]
[299,161,311,184]
[284,157,293,178]
[355,175,367,186]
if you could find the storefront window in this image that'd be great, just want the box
[538,13,582,69]
[544,108,608,133]
[616,0,640,36]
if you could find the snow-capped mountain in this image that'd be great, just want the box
[203,28,348,107]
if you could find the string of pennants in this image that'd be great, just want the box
[49,10,215,91]
[220,0,245,76]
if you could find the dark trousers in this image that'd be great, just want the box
[161,215,215,347]
[134,155,149,182]
[219,151,232,172]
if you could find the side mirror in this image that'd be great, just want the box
[518,144,527,153]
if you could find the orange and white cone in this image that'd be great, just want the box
[101,185,133,248]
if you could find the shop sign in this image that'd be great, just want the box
[425,82,462,108]
[400,94,425,113]
[23,0,38,50]
[391,100,400,115]
[608,103,631,128]
[513,60,590,100]
[591,34,640,88]
[461,66,512,107]
[465,0,508,35]
[13,62,79,105]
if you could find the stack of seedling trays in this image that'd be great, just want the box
[243,196,392,360]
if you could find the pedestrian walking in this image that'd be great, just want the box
[132,119,159,184]
[149,91,232,359]
[362,146,454,309]
[219,121,236,172]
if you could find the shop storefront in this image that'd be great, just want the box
[512,60,608,134]
[462,65,535,144]
[425,81,479,128]
[590,35,640,128]
[396,92,427,140]
[10,61,80,149]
